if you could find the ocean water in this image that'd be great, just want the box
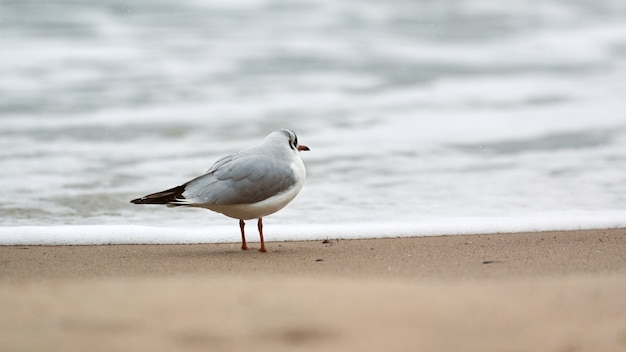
[2,0,626,245]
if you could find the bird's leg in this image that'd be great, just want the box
[239,219,248,250]
[258,218,266,252]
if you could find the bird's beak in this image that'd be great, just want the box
[298,145,310,152]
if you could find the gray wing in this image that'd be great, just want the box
[180,153,296,205]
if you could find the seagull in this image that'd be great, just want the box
[131,129,309,252]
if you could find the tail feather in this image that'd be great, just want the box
[130,184,186,205]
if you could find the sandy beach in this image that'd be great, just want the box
[2,228,626,351]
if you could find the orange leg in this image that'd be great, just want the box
[258,218,266,252]
[239,219,248,250]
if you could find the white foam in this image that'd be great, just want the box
[1,211,624,245]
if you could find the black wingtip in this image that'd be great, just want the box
[130,184,187,205]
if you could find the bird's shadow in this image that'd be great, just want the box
[157,243,293,259]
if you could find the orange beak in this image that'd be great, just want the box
[297,145,310,151]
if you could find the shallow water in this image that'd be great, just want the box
[2,0,626,244]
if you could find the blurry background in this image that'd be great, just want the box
[1,0,626,241]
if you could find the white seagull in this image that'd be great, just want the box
[131,129,309,252]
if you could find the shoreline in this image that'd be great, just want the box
[1,228,624,281]
[2,228,626,351]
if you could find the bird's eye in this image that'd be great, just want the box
[284,130,298,150]
[287,132,297,150]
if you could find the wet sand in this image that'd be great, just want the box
[1,228,626,351]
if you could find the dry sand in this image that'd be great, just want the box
[1,228,626,351]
